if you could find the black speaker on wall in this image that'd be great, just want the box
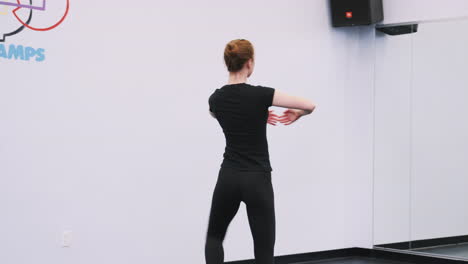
[330,0,384,27]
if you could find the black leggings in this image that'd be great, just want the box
[205,166,276,264]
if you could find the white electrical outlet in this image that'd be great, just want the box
[62,230,72,247]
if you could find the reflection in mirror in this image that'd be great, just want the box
[373,18,468,261]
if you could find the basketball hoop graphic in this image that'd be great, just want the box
[0,0,69,42]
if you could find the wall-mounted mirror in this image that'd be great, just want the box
[373,18,468,261]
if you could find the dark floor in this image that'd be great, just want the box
[411,243,468,259]
[292,256,415,264]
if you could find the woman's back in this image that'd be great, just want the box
[205,39,316,264]
[209,83,275,172]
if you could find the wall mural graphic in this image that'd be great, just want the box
[0,0,69,42]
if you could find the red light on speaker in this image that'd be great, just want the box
[346,12,353,19]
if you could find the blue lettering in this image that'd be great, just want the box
[8,44,25,60]
[25,47,36,61]
[0,44,6,58]
[35,48,45,62]
[0,44,45,62]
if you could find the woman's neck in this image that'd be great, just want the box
[228,72,248,85]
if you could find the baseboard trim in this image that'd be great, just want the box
[225,247,468,264]
[376,235,468,250]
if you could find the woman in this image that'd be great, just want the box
[205,39,316,264]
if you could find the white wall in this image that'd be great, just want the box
[342,27,375,248]
[373,18,468,244]
[0,1,376,263]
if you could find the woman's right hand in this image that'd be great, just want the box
[278,109,303,125]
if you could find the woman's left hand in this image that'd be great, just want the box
[267,110,281,126]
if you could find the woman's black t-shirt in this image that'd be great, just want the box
[208,83,275,172]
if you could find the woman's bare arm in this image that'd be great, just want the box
[272,90,316,114]
[271,90,316,125]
